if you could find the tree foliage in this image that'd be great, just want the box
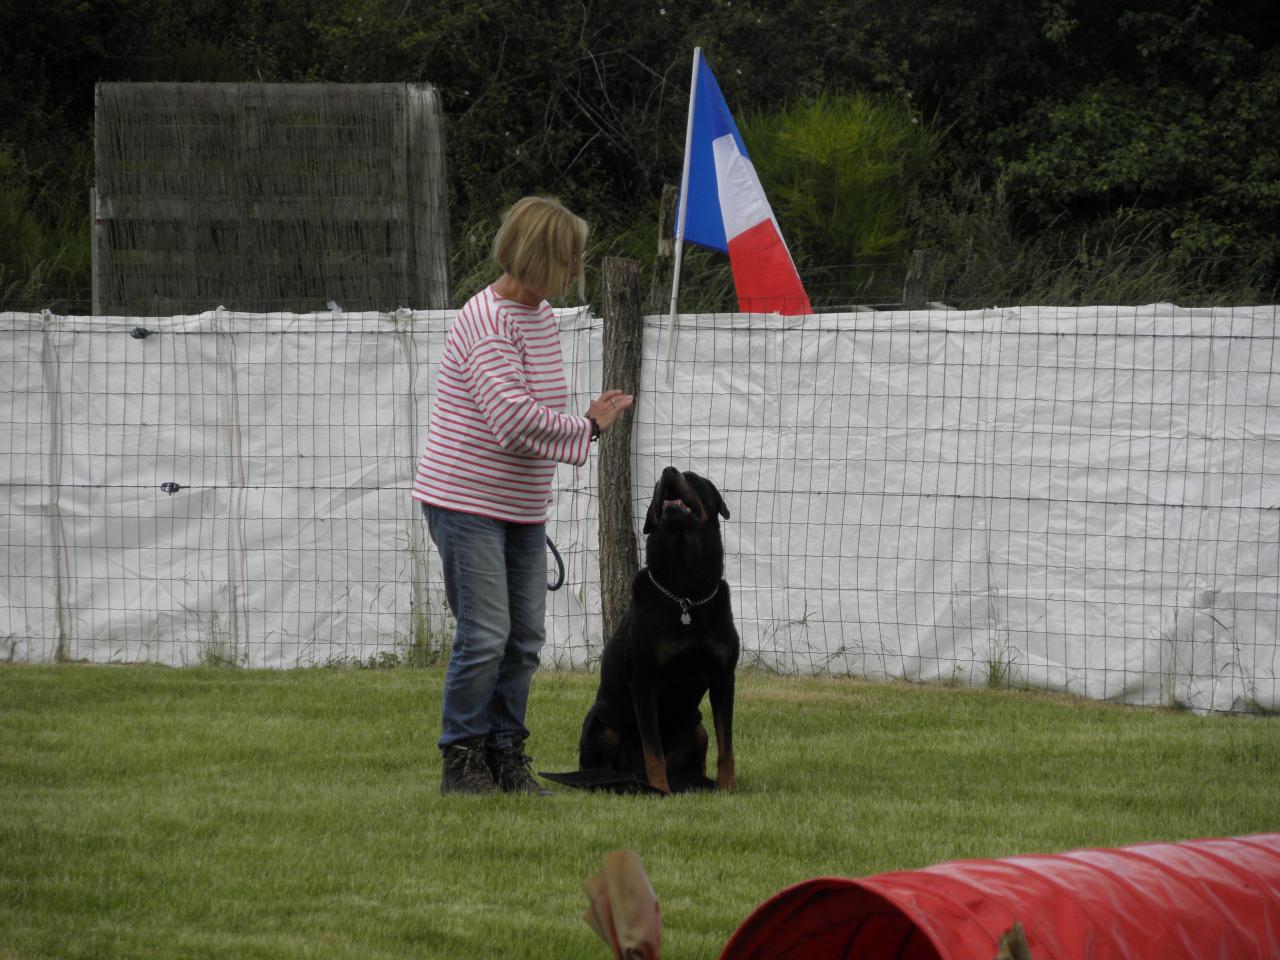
[1,0,1276,307]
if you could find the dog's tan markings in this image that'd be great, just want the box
[712,712,736,790]
[642,749,671,795]
[654,636,689,668]
[691,492,710,527]
[716,757,736,791]
[710,676,736,792]
[709,632,736,667]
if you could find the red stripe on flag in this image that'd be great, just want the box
[726,219,812,315]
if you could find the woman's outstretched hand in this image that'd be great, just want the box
[587,389,635,431]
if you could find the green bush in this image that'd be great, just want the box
[741,94,941,304]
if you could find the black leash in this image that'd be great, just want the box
[545,535,565,591]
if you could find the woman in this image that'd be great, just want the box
[413,196,634,795]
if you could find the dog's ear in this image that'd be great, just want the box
[703,478,730,520]
[643,499,660,534]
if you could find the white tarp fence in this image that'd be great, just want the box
[1,304,1276,713]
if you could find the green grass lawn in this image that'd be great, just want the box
[2,664,1277,959]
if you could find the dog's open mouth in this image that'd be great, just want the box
[662,498,693,516]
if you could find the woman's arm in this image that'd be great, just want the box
[465,335,594,465]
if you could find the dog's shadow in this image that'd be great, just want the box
[540,768,714,795]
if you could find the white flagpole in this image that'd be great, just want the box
[665,47,701,380]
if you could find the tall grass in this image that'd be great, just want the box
[0,146,93,313]
[2,664,1276,959]
[910,174,1280,308]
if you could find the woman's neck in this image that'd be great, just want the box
[492,273,543,307]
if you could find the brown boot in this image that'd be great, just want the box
[440,742,500,796]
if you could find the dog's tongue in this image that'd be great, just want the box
[664,499,690,512]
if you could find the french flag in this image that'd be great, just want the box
[674,49,811,316]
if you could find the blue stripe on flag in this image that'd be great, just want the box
[680,56,750,254]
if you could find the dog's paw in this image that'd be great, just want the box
[645,774,672,796]
[717,757,737,791]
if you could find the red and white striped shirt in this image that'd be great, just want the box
[412,285,592,523]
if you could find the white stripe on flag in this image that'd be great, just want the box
[711,134,773,240]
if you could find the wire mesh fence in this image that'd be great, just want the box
[1,302,1276,713]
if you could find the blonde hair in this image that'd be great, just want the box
[492,196,589,300]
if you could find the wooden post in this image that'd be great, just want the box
[902,249,930,309]
[90,187,102,315]
[599,257,643,644]
[646,184,679,314]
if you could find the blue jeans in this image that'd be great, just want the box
[424,504,547,751]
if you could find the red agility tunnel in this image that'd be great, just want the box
[719,833,1280,960]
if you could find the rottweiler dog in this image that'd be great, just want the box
[576,466,739,794]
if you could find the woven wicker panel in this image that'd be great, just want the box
[94,83,450,315]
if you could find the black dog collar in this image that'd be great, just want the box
[646,569,719,625]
